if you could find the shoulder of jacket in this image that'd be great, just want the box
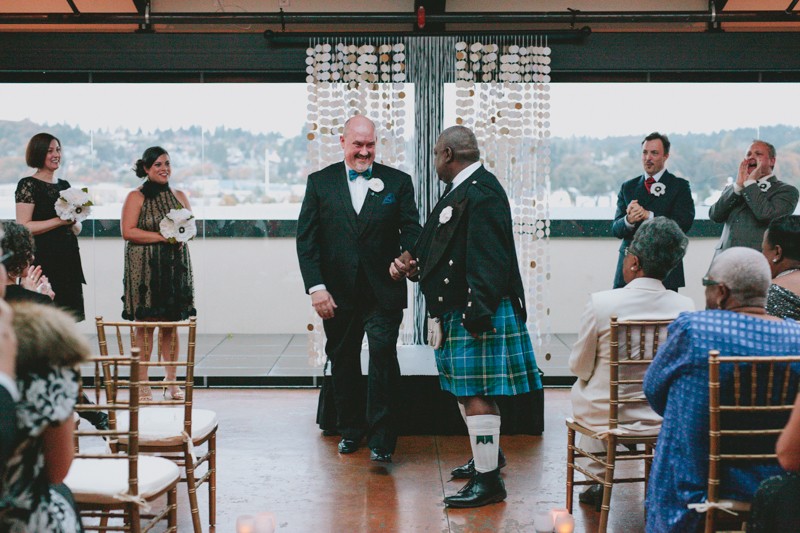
[374,162,410,180]
[309,162,343,179]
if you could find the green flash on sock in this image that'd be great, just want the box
[475,435,494,445]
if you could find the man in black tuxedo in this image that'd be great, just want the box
[296,115,421,463]
[612,132,694,291]
[391,126,542,508]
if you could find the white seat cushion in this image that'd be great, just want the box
[116,407,218,446]
[65,456,180,504]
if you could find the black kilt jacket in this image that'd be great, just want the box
[413,165,527,333]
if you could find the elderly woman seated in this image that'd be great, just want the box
[1,221,55,304]
[569,217,695,506]
[643,247,800,533]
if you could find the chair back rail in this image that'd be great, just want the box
[705,351,800,533]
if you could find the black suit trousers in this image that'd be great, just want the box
[322,291,403,452]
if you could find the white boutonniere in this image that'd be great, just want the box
[159,208,197,244]
[650,182,666,197]
[367,178,384,192]
[758,179,771,192]
[55,187,93,223]
[439,206,453,224]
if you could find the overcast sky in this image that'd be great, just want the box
[2,82,799,140]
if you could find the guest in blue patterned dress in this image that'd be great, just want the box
[643,247,800,533]
[762,215,800,320]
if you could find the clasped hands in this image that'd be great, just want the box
[389,251,417,281]
[625,200,650,225]
[22,265,55,300]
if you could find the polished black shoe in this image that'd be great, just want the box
[450,449,507,479]
[78,410,109,431]
[444,468,507,508]
[338,438,359,454]
[579,484,604,510]
[370,448,392,463]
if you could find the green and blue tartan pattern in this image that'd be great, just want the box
[434,298,542,397]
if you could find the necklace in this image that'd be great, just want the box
[776,268,800,279]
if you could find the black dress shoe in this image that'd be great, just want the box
[78,410,109,431]
[338,438,359,454]
[444,468,507,508]
[450,449,507,479]
[370,448,392,463]
[579,484,604,511]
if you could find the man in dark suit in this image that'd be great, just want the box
[612,132,694,291]
[709,139,799,261]
[0,251,19,482]
[391,126,542,508]
[296,115,421,463]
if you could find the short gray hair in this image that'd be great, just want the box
[438,126,480,162]
[708,247,772,307]
[629,217,688,280]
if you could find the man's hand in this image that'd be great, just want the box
[389,251,418,280]
[625,200,648,224]
[311,290,337,320]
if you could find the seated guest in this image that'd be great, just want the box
[761,215,800,320]
[644,247,800,533]
[570,217,695,506]
[0,236,18,483]
[0,302,89,532]
[748,392,800,532]
[1,221,55,304]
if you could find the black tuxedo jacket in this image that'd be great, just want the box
[413,166,527,333]
[1,383,16,480]
[611,170,694,290]
[296,161,422,311]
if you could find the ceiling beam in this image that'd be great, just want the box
[1,10,799,26]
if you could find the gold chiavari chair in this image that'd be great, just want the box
[65,349,180,532]
[95,316,216,533]
[702,351,800,533]
[566,316,674,533]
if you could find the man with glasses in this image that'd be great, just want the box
[612,132,695,291]
[709,140,798,261]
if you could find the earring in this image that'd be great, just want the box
[630,266,636,271]
[773,258,779,263]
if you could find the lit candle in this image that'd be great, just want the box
[254,512,276,533]
[550,507,569,526]
[554,511,575,533]
[534,509,554,533]
[236,515,256,533]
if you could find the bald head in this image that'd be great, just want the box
[343,115,376,139]
[438,126,480,163]
[341,115,377,173]
[708,247,772,308]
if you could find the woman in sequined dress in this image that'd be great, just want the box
[761,215,800,320]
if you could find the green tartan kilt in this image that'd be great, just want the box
[434,297,542,397]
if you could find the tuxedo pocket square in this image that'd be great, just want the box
[382,193,395,205]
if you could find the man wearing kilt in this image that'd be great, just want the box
[391,125,542,507]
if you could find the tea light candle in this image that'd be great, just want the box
[534,509,554,532]
[236,515,256,533]
[554,511,575,533]
[254,512,276,533]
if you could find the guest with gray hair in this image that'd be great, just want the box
[569,217,695,507]
[643,247,800,532]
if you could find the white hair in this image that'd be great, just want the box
[708,247,772,307]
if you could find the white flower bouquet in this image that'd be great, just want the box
[55,187,93,223]
[159,208,197,244]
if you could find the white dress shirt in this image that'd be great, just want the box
[0,371,20,401]
[443,161,482,198]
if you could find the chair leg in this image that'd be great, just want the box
[185,443,204,533]
[130,502,141,533]
[644,442,653,492]
[210,431,217,528]
[168,486,178,532]
[566,427,575,513]
[598,437,617,533]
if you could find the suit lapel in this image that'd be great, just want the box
[420,173,475,280]
[638,171,672,211]
[331,163,357,233]
[357,168,382,233]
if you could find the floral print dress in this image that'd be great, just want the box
[0,367,83,532]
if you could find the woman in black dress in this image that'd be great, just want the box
[14,133,86,321]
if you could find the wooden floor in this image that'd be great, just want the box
[161,388,646,533]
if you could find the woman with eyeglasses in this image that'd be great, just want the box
[644,247,800,533]
[761,215,800,320]
[14,133,86,321]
